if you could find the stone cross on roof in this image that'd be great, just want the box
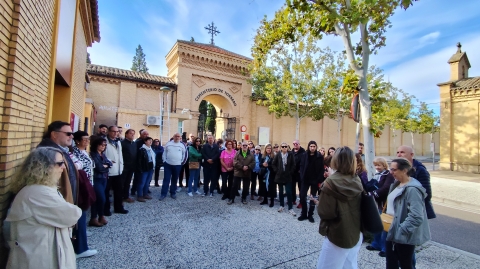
[205,22,220,45]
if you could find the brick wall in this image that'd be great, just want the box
[0,0,56,267]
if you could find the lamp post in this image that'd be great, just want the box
[160,86,171,145]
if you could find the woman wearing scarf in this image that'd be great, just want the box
[271,142,296,216]
[136,137,156,202]
[260,144,275,207]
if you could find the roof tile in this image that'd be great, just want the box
[451,77,480,90]
[177,40,252,61]
[86,64,176,86]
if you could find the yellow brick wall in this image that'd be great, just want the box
[71,7,88,130]
[0,0,56,266]
[86,79,120,129]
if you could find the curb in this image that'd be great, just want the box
[429,241,480,261]
[432,197,480,213]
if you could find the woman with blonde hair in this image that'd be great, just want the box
[6,147,82,269]
[312,146,363,269]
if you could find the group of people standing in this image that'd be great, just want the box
[3,119,436,269]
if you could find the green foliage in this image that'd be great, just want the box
[131,45,149,73]
[205,103,217,134]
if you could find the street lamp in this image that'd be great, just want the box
[160,86,171,145]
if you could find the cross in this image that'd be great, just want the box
[205,22,220,45]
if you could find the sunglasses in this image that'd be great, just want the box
[293,143,299,145]
[242,145,248,147]
[55,161,65,167]
[255,149,261,151]
[55,131,73,136]
[281,146,288,148]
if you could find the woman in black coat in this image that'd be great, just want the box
[89,137,112,227]
[271,142,296,216]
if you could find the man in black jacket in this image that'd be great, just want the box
[292,140,306,207]
[298,141,324,222]
[121,129,137,203]
[201,135,220,197]
[131,129,149,195]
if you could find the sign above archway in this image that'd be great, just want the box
[195,87,237,106]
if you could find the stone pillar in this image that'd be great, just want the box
[215,117,228,140]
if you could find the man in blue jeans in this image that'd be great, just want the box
[159,133,188,200]
[201,135,220,197]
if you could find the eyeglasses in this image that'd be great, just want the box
[55,131,73,136]
[255,149,261,151]
[242,145,248,147]
[274,147,278,149]
[55,161,65,167]
[281,146,288,148]
[293,143,299,145]
[196,140,201,143]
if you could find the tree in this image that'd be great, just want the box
[205,103,217,135]
[86,52,91,64]
[131,45,149,73]
[251,0,418,176]
[250,34,335,139]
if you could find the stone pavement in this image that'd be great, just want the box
[77,177,480,269]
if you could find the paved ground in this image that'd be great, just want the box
[77,176,480,269]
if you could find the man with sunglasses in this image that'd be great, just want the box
[292,140,306,208]
[38,122,99,258]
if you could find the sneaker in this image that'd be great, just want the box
[76,249,97,259]
[242,199,247,204]
[176,187,182,193]
[159,196,166,201]
[201,193,206,197]
[187,192,193,197]
[209,193,214,198]
[195,190,202,195]
[289,209,297,216]
[171,194,177,199]
[277,206,284,213]
[227,199,234,205]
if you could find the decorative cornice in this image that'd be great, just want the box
[191,74,242,87]
[451,89,480,101]
[178,62,249,80]
[89,75,169,90]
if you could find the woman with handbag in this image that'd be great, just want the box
[385,158,431,269]
[187,137,203,196]
[311,146,363,269]
[89,137,112,227]
[220,140,236,200]
[365,157,395,257]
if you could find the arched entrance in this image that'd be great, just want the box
[196,93,236,141]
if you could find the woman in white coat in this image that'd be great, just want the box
[5,147,81,269]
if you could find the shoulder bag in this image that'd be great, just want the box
[380,202,393,232]
[360,191,383,233]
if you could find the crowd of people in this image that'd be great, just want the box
[3,120,435,269]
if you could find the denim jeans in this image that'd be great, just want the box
[73,210,89,254]
[371,231,387,252]
[278,183,293,209]
[161,162,182,196]
[91,177,107,219]
[188,168,200,193]
[137,169,153,197]
[203,165,217,195]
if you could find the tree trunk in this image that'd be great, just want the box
[337,116,342,147]
[358,77,375,178]
[355,121,360,152]
[295,115,300,140]
[411,132,415,147]
[392,128,396,156]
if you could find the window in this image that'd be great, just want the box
[178,120,184,134]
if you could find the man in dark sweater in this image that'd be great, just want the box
[298,141,324,222]
[131,129,149,196]
[201,135,220,197]
[121,129,137,202]
[292,140,306,206]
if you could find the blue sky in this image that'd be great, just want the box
[88,0,480,113]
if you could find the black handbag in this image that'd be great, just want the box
[258,167,267,178]
[360,191,383,233]
[365,179,379,192]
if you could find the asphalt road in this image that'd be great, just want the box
[429,203,480,255]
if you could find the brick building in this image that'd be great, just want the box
[439,43,480,172]
[0,0,100,266]
[89,40,439,156]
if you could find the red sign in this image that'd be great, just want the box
[240,125,247,132]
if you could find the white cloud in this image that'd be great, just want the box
[418,31,440,47]
[384,34,480,105]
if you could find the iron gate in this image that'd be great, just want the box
[225,117,236,140]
